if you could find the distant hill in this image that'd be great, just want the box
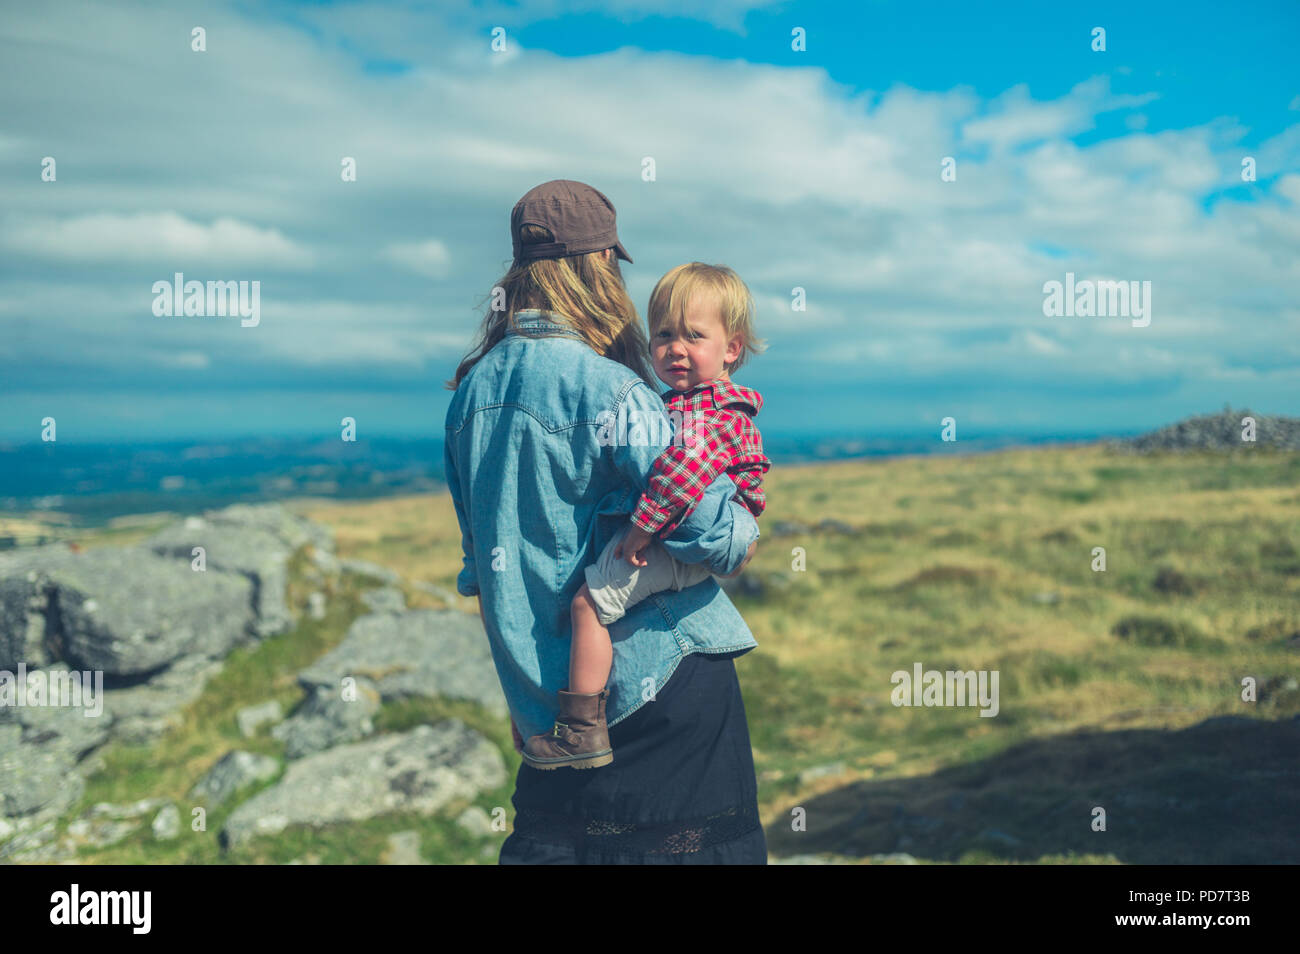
[1104,406,1300,453]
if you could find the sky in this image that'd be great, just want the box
[1,0,1298,443]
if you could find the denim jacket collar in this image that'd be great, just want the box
[505,308,586,340]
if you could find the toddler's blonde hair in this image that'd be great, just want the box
[646,263,766,374]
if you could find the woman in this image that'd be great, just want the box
[444,179,766,864]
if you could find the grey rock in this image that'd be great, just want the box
[0,546,254,676]
[296,610,506,717]
[272,683,380,759]
[220,720,506,851]
[147,522,293,637]
[769,521,811,538]
[411,581,459,604]
[1107,406,1300,453]
[310,548,341,576]
[190,750,281,808]
[797,761,846,785]
[0,722,84,820]
[307,592,326,620]
[0,574,53,670]
[382,830,426,865]
[817,519,857,535]
[360,587,406,615]
[152,803,181,840]
[200,503,335,557]
[455,805,496,838]
[98,654,227,745]
[340,558,402,585]
[64,816,139,849]
[0,819,59,862]
[236,700,284,739]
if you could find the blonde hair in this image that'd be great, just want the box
[646,263,766,374]
[446,223,655,390]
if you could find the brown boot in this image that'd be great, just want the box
[521,687,613,770]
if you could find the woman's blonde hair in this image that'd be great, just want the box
[646,263,766,374]
[446,224,655,390]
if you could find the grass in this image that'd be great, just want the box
[9,441,1299,863]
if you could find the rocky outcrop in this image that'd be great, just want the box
[295,609,507,718]
[1,502,511,862]
[220,720,505,850]
[1106,406,1300,453]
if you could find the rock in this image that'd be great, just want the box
[455,805,495,838]
[200,503,334,557]
[147,523,293,637]
[411,581,458,604]
[295,610,506,717]
[1109,406,1300,453]
[307,592,326,620]
[86,797,170,820]
[0,573,53,670]
[360,587,406,615]
[340,559,401,585]
[798,761,846,785]
[309,547,340,576]
[870,852,918,864]
[769,521,811,538]
[382,830,426,865]
[0,546,254,676]
[64,816,139,849]
[152,803,181,840]
[0,722,84,820]
[0,819,59,862]
[817,519,856,535]
[1032,591,1061,605]
[220,720,506,851]
[236,700,284,739]
[272,683,380,759]
[98,654,227,744]
[190,750,281,808]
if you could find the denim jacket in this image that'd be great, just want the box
[443,308,760,742]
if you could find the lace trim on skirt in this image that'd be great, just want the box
[514,804,761,855]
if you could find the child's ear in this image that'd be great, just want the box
[724,334,743,364]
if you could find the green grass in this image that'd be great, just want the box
[11,441,1298,863]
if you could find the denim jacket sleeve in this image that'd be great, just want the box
[443,437,479,597]
[607,379,759,577]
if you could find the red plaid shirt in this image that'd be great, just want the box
[630,378,769,537]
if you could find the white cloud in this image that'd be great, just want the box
[379,239,452,279]
[0,212,314,268]
[0,0,1295,410]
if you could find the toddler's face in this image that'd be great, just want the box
[651,294,743,392]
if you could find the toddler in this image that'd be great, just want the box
[522,263,769,770]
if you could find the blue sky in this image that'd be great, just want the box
[1,0,1298,443]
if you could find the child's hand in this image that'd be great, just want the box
[615,525,655,567]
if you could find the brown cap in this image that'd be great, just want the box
[511,179,632,264]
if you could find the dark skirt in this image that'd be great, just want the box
[499,650,768,864]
